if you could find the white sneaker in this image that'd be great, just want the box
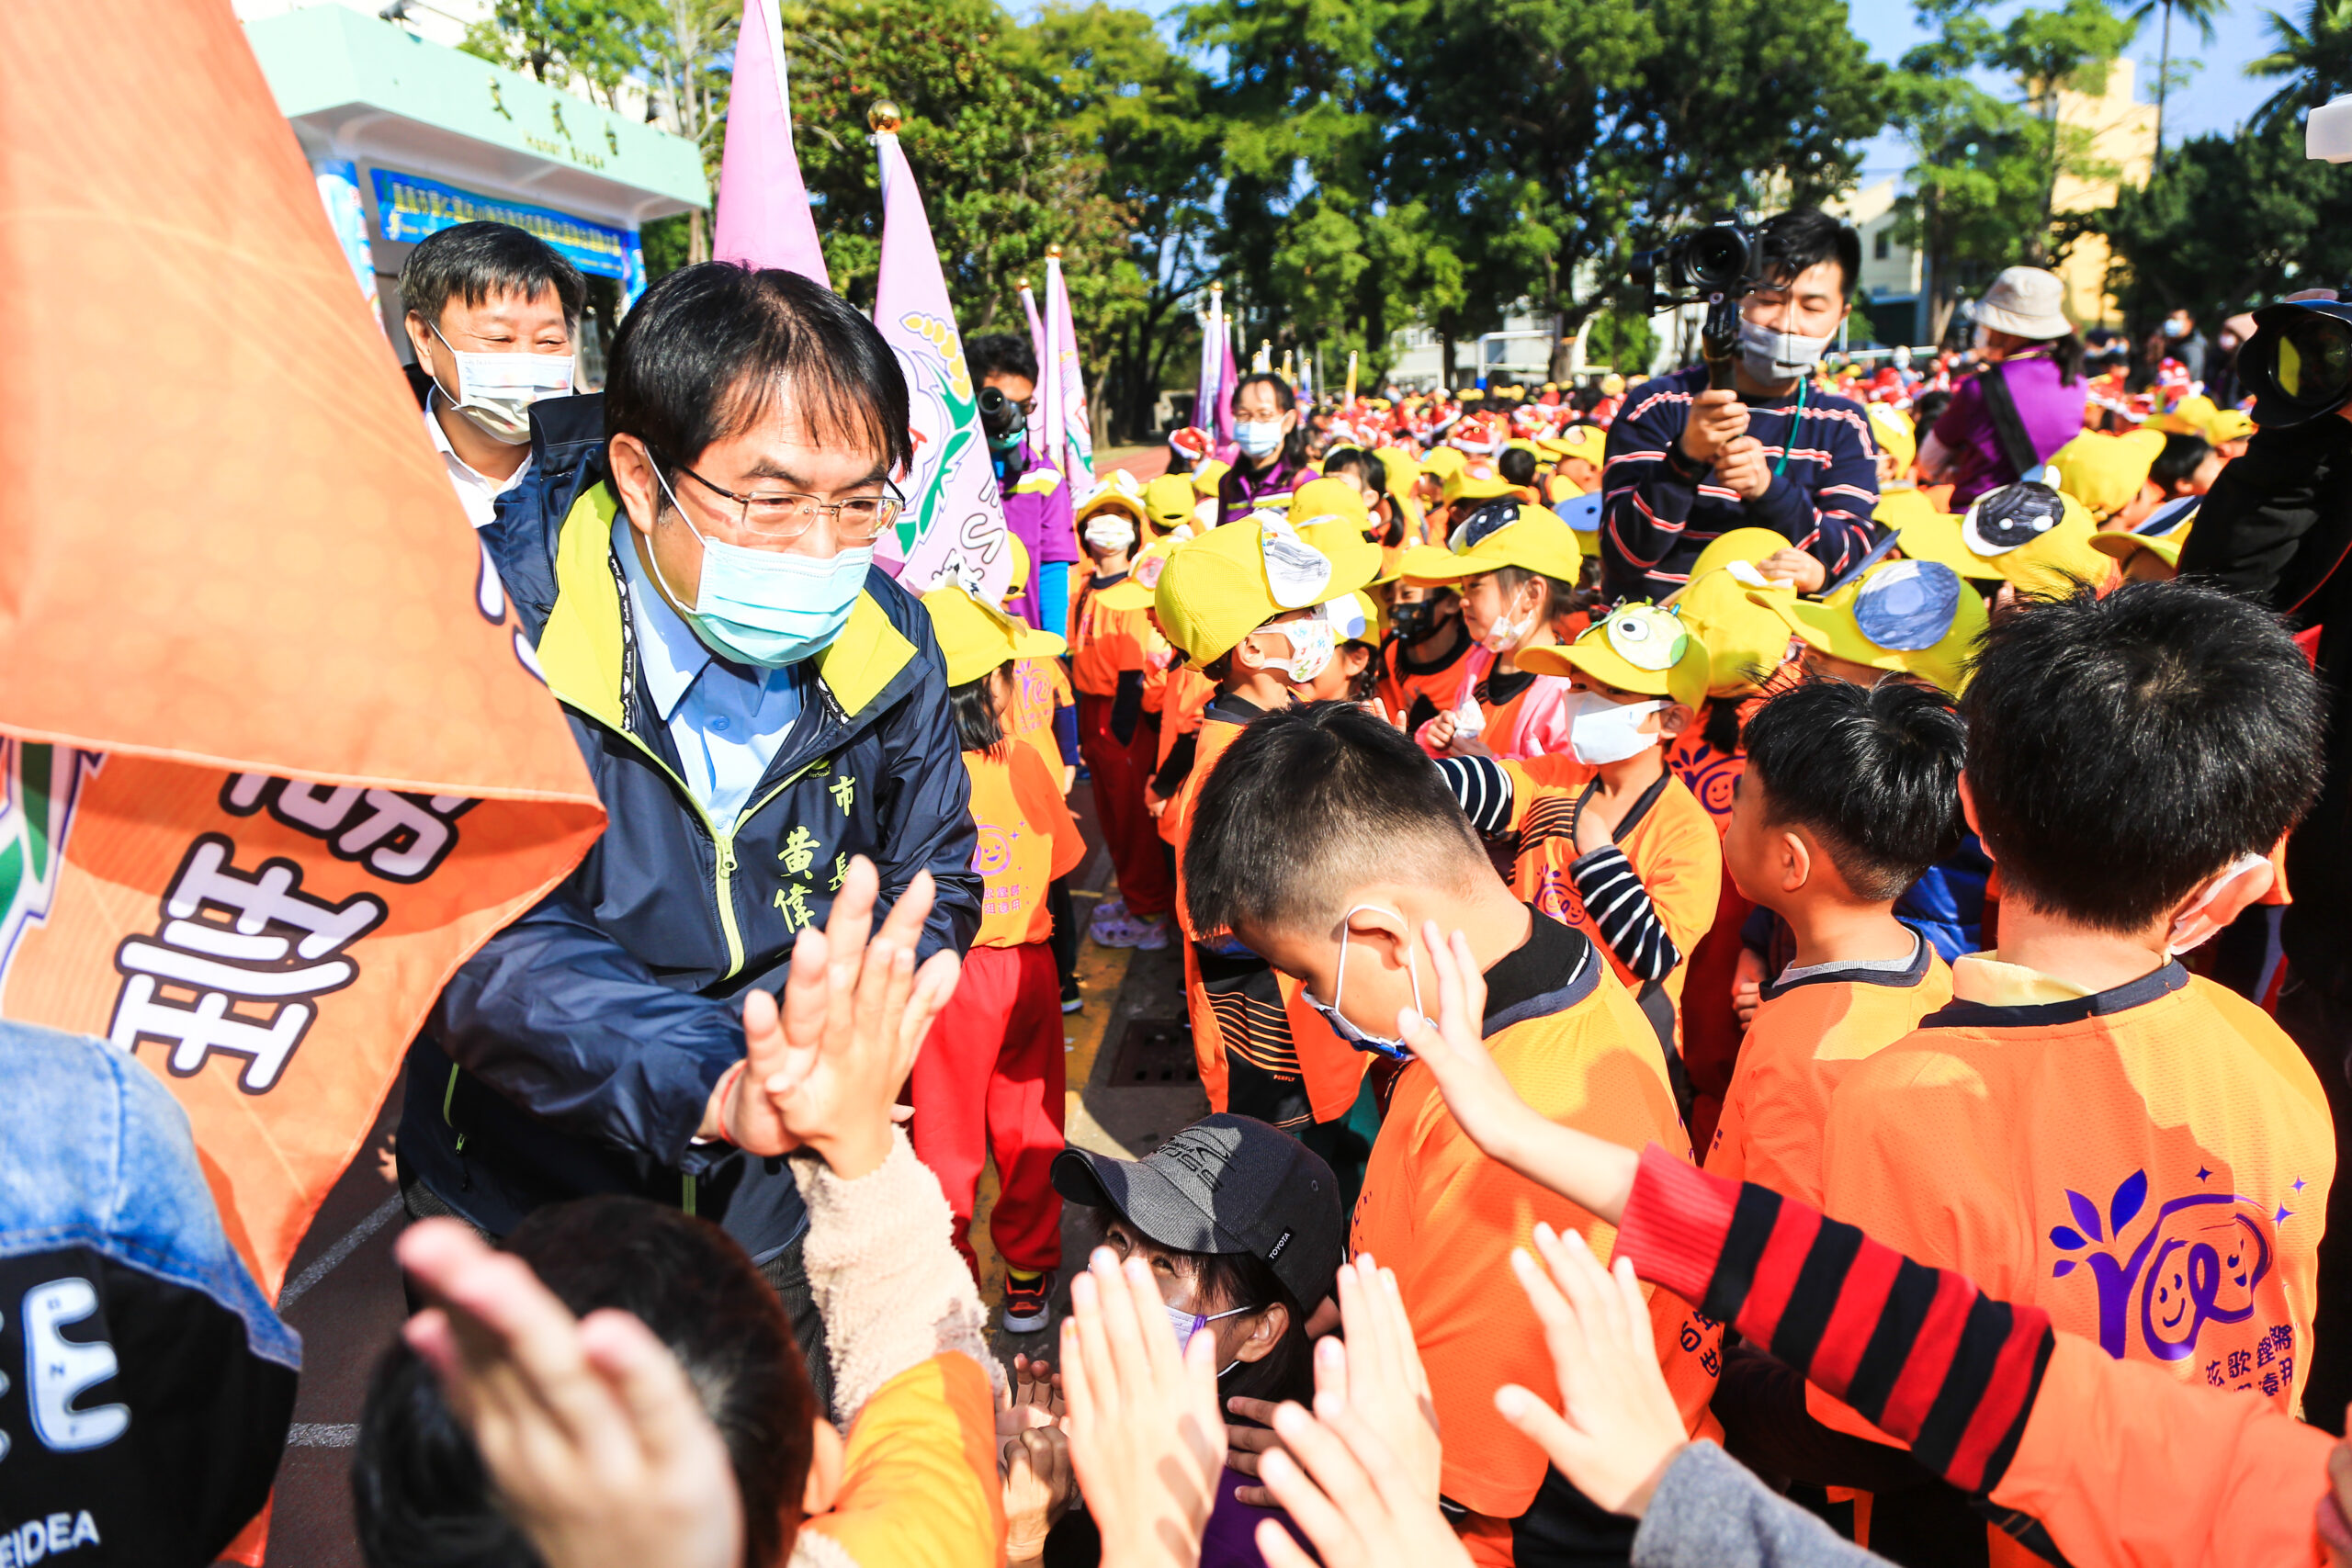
[1089,910,1157,948]
[1133,916,1171,952]
[1092,895,1129,925]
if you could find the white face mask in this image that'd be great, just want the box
[1083,517,1138,553]
[429,321,574,446]
[1301,904,1429,1061]
[1235,419,1286,459]
[1566,692,1665,766]
[1258,618,1336,684]
[1737,316,1834,382]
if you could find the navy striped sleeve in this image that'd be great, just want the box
[1568,843,1681,980]
[1436,755,1515,837]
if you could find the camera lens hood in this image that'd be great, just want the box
[2243,299,2352,428]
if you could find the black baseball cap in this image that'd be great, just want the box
[1051,1114,1344,1311]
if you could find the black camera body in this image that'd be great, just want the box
[1629,216,1762,391]
[978,384,1027,449]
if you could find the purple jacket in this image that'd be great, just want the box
[997,441,1078,626]
[1217,453,1311,525]
[1931,351,2084,506]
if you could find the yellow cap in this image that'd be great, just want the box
[1520,604,1710,711]
[1505,436,1541,457]
[922,584,1066,687]
[1192,459,1229,497]
[1373,446,1423,491]
[1680,527,1794,590]
[1904,481,2113,598]
[2088,495,2199,573]
[1297,515,1385,592]
[1600,372,1626,396]
[1004,533,1032,596]
[2205,408,2255,444]
[1536,424,1607,462]
[2050,430,2165,521]
[1673,567,1803,697]
[1867,402,1917,471]
[2168,393,2219,430]
[1143,474,1198,536]
[1420,446,1467,477]
[1154,514,1379,669]
[1288,477,1374,534]
[1392,504,1583,585]
[1442,458,1519,504]
[1075,469,1148,526]
[1750,558,1986,696]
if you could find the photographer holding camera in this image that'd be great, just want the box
[1600,209,1880,603]
[2179,294,2352,1427]
[968,332,1078,637]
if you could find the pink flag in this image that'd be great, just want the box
[1216,315,1239,447]
[712,0,828,285]
[1047,253,1095,488]
[871,117,1008,597]
[1020,279,1048,409]
[1194,286,1221,439]
[1036,257,1064,478]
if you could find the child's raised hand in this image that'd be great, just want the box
[1494,1224,1686,1519]
[1398,923,1541,1163]
[1249,1381,1471,1568]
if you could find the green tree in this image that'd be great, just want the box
[2249,0,2352,131]
[2124,0,2226,163]
[460,0,658,108]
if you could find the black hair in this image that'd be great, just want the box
[2153,432,2214,491]
[1497,446,1540,488]
[1740,678,1966,901]
[949,665,1011,755]
[1070,1215,1315,1410]
[1487,563,1575,625]
[1911,389,1952,434]
[1232,371,1312,473]
[400,220,585,332]
[1962,581,2324,931]
[1318,446,1404,547]
[1184,702,1487,938]
[354,1197,814,1568]
[1758,208,1862,301]
[605,262,912,486]
[967,332,1037,386]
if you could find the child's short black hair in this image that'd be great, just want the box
[966,331,1036,385]
[1962,581,2324,932]
[1184,702,1488,938]
[1741,677,1966,901]
[949,665,1010,755]
[2153,432,2213,491]
[1497,446,1539,487]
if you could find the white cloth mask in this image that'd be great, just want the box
[1566,692,1666,766]
[428,322,573,446]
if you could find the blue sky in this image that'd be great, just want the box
[1850,1,2290,184]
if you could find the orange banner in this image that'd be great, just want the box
[0,0,606,1308]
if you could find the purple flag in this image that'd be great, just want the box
[871,120,1007,597]
[712,0,828,285]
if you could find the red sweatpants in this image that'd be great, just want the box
[910,942,1066,1280]
[1078,690,1173,920]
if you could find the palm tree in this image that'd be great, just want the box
[2248,0,2352,132]
[2128,0,2228,162]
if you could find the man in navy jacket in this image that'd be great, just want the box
[398,264,980,1408]
[1600,209,1883,604]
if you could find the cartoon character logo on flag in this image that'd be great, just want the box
[869,102,1009,598]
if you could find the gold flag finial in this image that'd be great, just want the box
[1046,243,1063,260]
[868,100,902,133]
[1017,276,1030,289]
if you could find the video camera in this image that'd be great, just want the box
[1629,217,1762,392]
[2239,299,2352,427]
[978,385,1028,450]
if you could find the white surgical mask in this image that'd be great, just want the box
[429,322,573,446]
[1737,316,1834,382]
[1566,692,1665,766]
[1235,419,1286,459]
[1301,904,1428,1061]
[646,468,871,669]
[1083,517,1138,553]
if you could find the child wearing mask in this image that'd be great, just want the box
[1400,503,1587,761]
[1377,580,1471,731]
[1069,476,1176,953]
[913,587,1089,1332]
[1441,606,1723,1072]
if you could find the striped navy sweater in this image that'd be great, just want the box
[1600,365,1882,603]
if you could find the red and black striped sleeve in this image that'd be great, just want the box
[1613,1144,2053,1497]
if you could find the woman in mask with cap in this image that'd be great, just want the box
[1917,265,2086,508]
[1048,1114,1342,1568]
[1218,372,1316,525]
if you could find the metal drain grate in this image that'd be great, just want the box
[1103,1018,1197,1086]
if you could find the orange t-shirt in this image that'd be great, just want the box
[1005,655,1070,776]
[1154,667,1217,845]
[1351,914,1721,1523]
[1704,938,1954,1205]
[1068,573,1159,697]
[1504,757,1722,1029]
[1820,965,2335,1425]
[799,1353,1003,1568]
[964,741,1086,948]
[1376,631,1474,733]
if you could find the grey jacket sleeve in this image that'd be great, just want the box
[1633,1443,1894,1568]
